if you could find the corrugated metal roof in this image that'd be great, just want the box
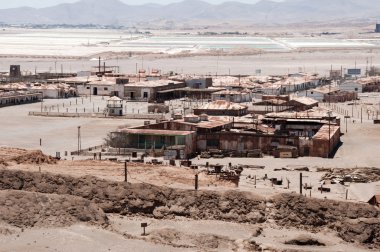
[198,100,248,110]
[312,125,340,140]
[290,97,319,106]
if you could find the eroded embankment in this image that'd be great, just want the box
[0,169,379,248]
[0,190,108,228]
[0,169,266,223]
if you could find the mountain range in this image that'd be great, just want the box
[0,0,379,26]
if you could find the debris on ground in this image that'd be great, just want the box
[321,167,380,184]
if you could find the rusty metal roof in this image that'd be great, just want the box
[312,125,340,140]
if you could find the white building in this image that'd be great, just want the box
[339,81,363,93]
[300,86,339,102]
[211,90,252,103]
[106,96,123,116]
[76,78,125,98]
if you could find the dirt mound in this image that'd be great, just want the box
[271,193,380,248]
[12,150,57,165]
[0,148,57,165]
[0,190,108,228]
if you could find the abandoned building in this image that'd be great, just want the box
[111,103,341,159]
[285,97,319,111]
[211,90,252,103]
[106,96,123,116]
[60,76,127,98]
[251,95,318,114]
[114,115,233,158]
[194,100,248,116]
[124,80,186,101]
[264,108,341,157]
[0,91,43,107]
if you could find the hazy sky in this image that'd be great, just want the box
[0,0,274,9]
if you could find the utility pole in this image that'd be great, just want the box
[327,110,332,158]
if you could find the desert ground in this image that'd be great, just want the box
[0,92,380,251]
[1,24,380,251]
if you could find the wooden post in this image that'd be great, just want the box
[346,189,348,200]
[195,174,199,190]
[300,173,303,195]
[124,161,128,182]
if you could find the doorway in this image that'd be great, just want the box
[93,87,98,95]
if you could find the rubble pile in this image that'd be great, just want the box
[12,150,57,165]
[0,148,57,165]
[321,167,380,184]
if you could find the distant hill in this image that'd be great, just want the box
[0,0,379,26]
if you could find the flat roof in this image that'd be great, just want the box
[157,87,223,94]
[120,128,195,136]
[126,80,183,87]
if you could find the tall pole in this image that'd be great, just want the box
[78,126,81,155]
[361,107,363,123]
[328,117,331,158]
[300,173,303,195]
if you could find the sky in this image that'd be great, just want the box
[0,0,274,9]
